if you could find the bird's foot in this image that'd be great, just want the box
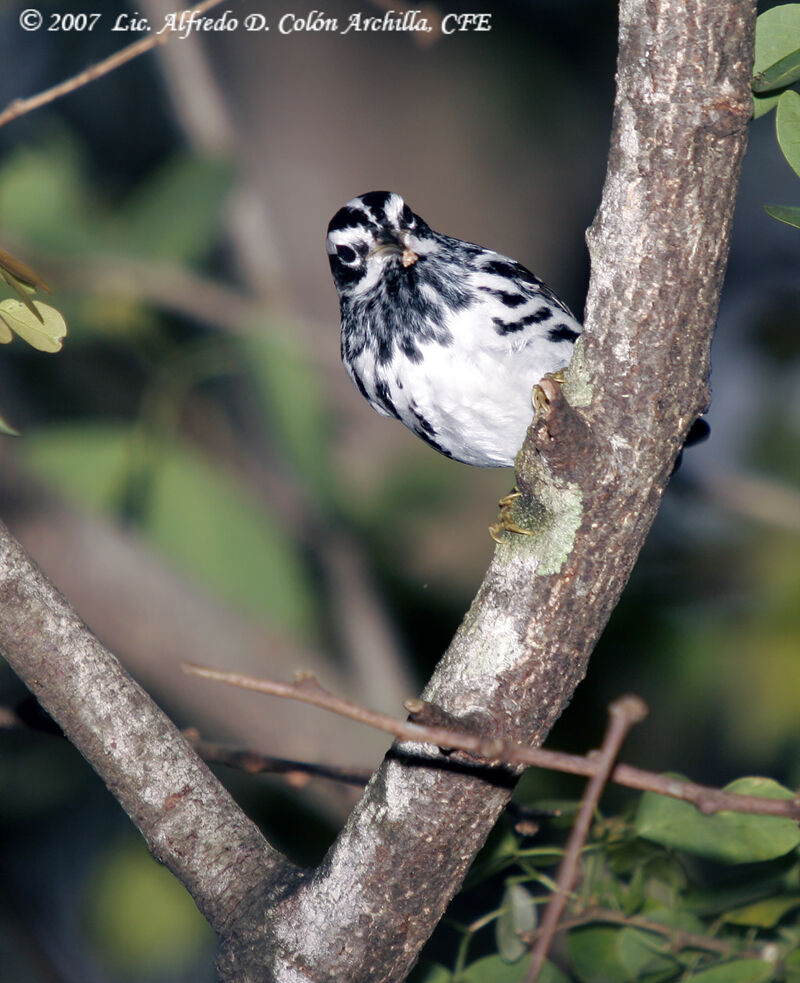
[489,488,534,543]
[532,368,566,414]
[491,371,568,542]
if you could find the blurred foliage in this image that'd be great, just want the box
[674,530,800,765]
[411,777,800,982]
[23,422,317,632]
[0,132,328,637]
[0,132,233,262]
[0,127,337,977]
[246,328,336,504]
[82,835,215,978]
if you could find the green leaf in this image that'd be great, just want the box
[622,863,646,917]
[754,5,800,86]
[618,908,705,980]
[753,92,782,120]
[635,776,800,864]
[752,5,800,115]
[23,424,316,634]
[618,927,677,981]
[459,954,566,983]
[566,926,630,983]
[606,837,669,876]
[753,46,800,93]
[764,203,800,228]
[0,299,67,352]
[683,959,775,983]
[777,89,800,177]
[246,328,334,504]
[117,153,234,262]
[410,963,452,983]
[723,894,800,928]
[686,867,788,917]
[496,883,537,963]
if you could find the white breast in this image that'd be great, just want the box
[349,301,576,467]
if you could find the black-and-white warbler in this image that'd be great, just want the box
[326,191,582,468]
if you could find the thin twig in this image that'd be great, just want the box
[0,0,227,131]
[185,734,555,828]
[529,906,763,960]
[0,707,556,828]
[526,696,648,982]
[182,662,528,761]
[182,664,800,821]
[608,764,800,817]
[182,728,373,788]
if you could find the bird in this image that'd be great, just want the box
[326,191,581,468]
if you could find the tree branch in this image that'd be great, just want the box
[0,0,227,131]
[532,907,764,961]
[0,519,300,937]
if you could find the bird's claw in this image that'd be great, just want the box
[532,369,567,414]
[491,372,568,541]
[489,488,534,542]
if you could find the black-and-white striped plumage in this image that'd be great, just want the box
[326,191,581,467]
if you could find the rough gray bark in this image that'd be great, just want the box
[0,0,756,980]
[0,523,302,937]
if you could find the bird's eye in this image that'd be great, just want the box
[401,204,415,226]
[336,244,358,264]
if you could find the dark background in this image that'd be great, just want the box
[0,1,798,979]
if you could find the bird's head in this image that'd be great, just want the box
[326,191,430,298]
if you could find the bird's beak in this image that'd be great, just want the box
[369,234,419,269]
